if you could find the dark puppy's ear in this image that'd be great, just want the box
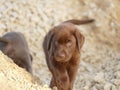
[0,37,12,53]
[47,28,56,51]
[0,37,9,44]
[74,30,85,52]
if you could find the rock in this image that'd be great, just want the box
[92,86,97,90]
[114,71,120,79]
[0,51,51,90]
[111,85,117,90]
[83,85,89,90]
[94,72,105,83]
[111,79,120,86]
[104,82,112,90]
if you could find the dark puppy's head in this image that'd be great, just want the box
[0,32,33,74]
[47,23,85,62]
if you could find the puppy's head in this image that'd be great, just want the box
[47,23,85,62]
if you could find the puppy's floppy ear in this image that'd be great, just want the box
[0,37,10,44]
[47,28,56,51]
[0,37,12,53]
[74,30,85,52]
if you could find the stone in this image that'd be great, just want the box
[94,72,105,83]
[104,82,112,90]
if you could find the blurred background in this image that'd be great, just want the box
[0,0,120,90]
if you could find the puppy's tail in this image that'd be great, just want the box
[63,19,94,25]
[0,37,9,44]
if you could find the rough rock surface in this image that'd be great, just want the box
[0,51,51,90]
[0,0,120,90]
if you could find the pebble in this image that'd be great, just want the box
[94,72,105,83]
[104,82,112,90]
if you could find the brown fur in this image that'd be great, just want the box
[0,32,33,74]
[43,19,94,90]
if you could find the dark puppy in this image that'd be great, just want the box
[43,19,94,90]
[0,32,33,74]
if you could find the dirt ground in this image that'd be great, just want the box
[0,0,120,90]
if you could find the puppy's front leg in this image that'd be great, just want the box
[53,66,71,90]
[68,62,79,89]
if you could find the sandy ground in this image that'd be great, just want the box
[0,0,120,90]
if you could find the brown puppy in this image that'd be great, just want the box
[0,32,33,74]
[43,19,94,90]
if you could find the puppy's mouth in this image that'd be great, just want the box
[54,56,70,62]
